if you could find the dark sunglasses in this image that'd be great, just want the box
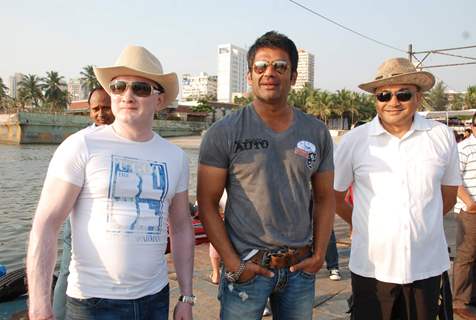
[375,90,414,103]
[253,60,289,74]
[109,80,162,97]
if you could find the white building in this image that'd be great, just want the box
[67,78,88,101]
[217,44,247,103]
[181,72,217,101]
[293,49,315,90]
[8,73,24,99]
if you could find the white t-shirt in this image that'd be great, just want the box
[46,125,189,299]
[334,114,461,284]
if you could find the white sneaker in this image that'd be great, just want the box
[263,306,272,316]
[329,269,341,281]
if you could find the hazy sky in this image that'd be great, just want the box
[1,0,475,92]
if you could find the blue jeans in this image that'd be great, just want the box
[219,267,316,319]
[325,229,339,270]
[53,218,72,320]
[65,284,169,320]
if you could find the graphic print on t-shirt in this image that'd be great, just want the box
[107,155,169,242]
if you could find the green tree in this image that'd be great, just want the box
[0,77,9,111]
[333,89,354,129]
[355,93,377,122]
[425,81,448,111]
[18,74,43,108]
[306,90,333,124]
[465,85,476,109]
[288,83,314,111]
[42,71,69,112]
[80,65,100,93]
[191,98,214,113]
[233,94,253,106]
[450,93,464,110]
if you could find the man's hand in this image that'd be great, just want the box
[289,254,324,274]
[466,202,476,214]
[237,262,274,283]
[173,302,192,320]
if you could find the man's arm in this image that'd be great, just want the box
[457,185,476,213]
[440,185,458,215]
[27,177,81,320]
[197,164,272,282]
[290,171,335,273]
[335,190,352,225]
[168,190,194,320]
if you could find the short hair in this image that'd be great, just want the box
[247,31,298,75]
[87,87,108,105]
[472,112,476,125]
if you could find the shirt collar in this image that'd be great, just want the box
[368,113,431,137]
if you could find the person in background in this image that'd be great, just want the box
[453,113,476,319]
[52,87,114,320]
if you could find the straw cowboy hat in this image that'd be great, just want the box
[94,45,178,106]
[359,57,435,93]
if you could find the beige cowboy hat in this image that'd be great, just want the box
[359,57,435,93]
[94,45,178,106]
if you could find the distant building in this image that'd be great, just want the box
[181,72,217,101]
[217,44,247,103]
[67,78,88,101]
[8,73,24,99]
[293,49,315,90]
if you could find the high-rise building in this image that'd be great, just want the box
[67,78,88,101]
[217,44,247,103]
[8,73,24,99]
[293,49,315,90]
[181,72,217,101]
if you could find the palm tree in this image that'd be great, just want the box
[0,77,9,111]
[425,81,448,111]
[18,74,43,108]
[288,83,314,111]
[306,90,333,124]
[42,71,69,112]
[80,65,100,93]
[465,85,476,109]
[334,89,353,129]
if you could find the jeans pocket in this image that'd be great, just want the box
[299,270,317,280]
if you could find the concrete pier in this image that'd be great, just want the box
[0,112,208,144]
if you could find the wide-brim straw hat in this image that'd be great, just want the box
[94,45,178,106]
[359,57,435,93]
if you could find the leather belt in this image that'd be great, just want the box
[250,245,312,269]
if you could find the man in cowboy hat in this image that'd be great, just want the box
[27,45,194,320]
[334,57,461,319]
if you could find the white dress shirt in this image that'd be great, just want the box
[334,114,461,284]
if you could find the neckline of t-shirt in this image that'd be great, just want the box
[249,104,297,137]
[109,125,158,144]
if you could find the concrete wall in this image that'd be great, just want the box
[0,112,208,144]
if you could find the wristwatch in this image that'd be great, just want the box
[178,295,196,306]
[224,260,246,283]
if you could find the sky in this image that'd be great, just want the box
[1,0,475,93]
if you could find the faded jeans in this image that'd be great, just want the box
[218,267,316,320]
[53,218,72,320]
[325,229,339,270]
[65,284,169,320]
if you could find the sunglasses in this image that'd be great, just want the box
[375,90,414,103]
[109,80,162,97]
[253,60,289,74]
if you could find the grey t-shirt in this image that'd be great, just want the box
[199,104,334,256]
